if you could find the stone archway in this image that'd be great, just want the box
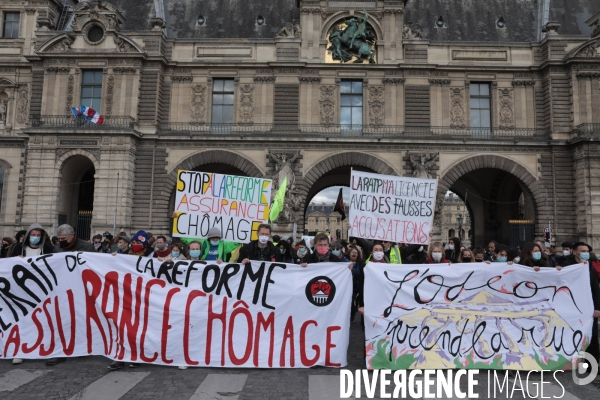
[437,155,543,247]
[295,151,398,237]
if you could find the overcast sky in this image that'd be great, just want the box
[308,187,455,205]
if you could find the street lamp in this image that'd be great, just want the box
[457,214,463,241]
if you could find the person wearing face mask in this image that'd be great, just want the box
[168,243,187,261]
[112,235,131,255]
[517,242,557,271]
[302,233,340,266]
[428,242,450,264]
[11,223,55,258]
[551,242,600,367]
[92,234,104,252]
[459,248,475,263]
[295,240,310,264]
[347,246,365,322]
[368,243,388,263]
[240,224,280,264]
[278,239,295,263]
[445,237,462,263]
[52,224,95,254]
[152,235,172,261]
[330,241,349,262]
[555,241,574,267]
[1,237,13,258]
[484,244,514,265]
[127,230,153,257]
[473,247,486,263]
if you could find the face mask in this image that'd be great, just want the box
[316,246,329,256]
[532,252,542,261]
[29,236,41,245]
[280,249,286,254]
[297,248,307,256]
[475,259,484,263]
[171,251,180,258]
[580,252,590,261]
[462,257,471,262]
[332,249,341,257]
[432,252,443,262]
[210,240,220,247]
[563,250,571,257]
[514,257,521,263]
[94,242,101,248]
[448,244,455,250]
[132,244,144,253]
[258,235,269,244]
[497,256,508,263]
[59,239,70,248]
[190,250,201,259]
[372,251,384,261]
[156,244,165,250]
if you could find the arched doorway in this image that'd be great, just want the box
[58,155,96,239]
[438,156,541,249]
[299,152,398,240]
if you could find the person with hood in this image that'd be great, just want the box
[1,237,13,258]
[445,237,461,263]
[53,224,95,253]
[10,223,55,257]
[200,227,240,263]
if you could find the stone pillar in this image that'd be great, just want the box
[574,142,600,249]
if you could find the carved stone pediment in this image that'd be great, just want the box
[566,38,600,59]
[71,0,125,33]
[35,32,143,55]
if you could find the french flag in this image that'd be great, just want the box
[70,107,82,117]
[81,106,104,125]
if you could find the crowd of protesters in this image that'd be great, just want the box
[1,222,599,372]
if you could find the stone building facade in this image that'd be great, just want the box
[0,0,599,248]
[441,193,471,248]
[305,203,347,241]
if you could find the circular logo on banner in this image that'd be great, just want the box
[305,276,336,307]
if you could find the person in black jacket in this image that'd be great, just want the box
[277,239,295,264]
[302,233,341,265]
[549,242,600,367]
[10,223,55,257]
[53,224,95,253]
[348,245,365,322]
[445,237,462,263]
[240,223,280,263]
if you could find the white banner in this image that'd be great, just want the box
[172,170,273,243]
[364,262,594,370]
[348,170,437,245]
[0,254,350,368]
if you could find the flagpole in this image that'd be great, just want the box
[113,171,119,236]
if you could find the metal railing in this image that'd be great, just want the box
[158,123,551,140]
[30,115,136,130]
[574,123,600,137]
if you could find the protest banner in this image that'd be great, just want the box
[0,254,350,368]
[363,262,595,370]
[172,170,273,243]
[348,170,437,245]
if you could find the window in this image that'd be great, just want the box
[2,12,19,38]
[315,218,319,224]
[446,215,451,224]
[340,81,362,129]
[81,71,103,112]
[457,206,460,210]
[470,83,491,129]
[212,79,234,124]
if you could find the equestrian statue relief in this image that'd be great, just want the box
[327,9,376,64]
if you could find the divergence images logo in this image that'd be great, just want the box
[306,276,336,306]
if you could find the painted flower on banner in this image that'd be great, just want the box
[306,276,336,307]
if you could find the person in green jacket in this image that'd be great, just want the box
[199,227,240,264]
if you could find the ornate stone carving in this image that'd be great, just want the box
[433,195,445,228]
[190,84,206,123]
[512,80,535,86]
[382,78,405,84]
[253,76,276,83]
[319,86,335,125]
[409,152,439,179]
[113,67,136,74]
[541,21,561,36]
[429,79,450,85]
[238,84,255,124]
[49,34,75,52]
[150,17,166,31]
[46,67,70,73]
[65,75,74,114]
[498,88,515,128]
[577,72,600,79]
[114,36,137,52]
[402,22,427,40]
[576,44,598,58]
[267,150,300,191]
[105,75,114,116]
[327,11,377,64]
[0,100,6,123]
[275,19,301,38]
[16,85,29,124]
[368,86,385,126]
[299,77,321,83]
[171,76,193,82]
[450,88,466,129]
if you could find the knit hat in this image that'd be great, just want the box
[206,227,221,240]
[132,230,148,247]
